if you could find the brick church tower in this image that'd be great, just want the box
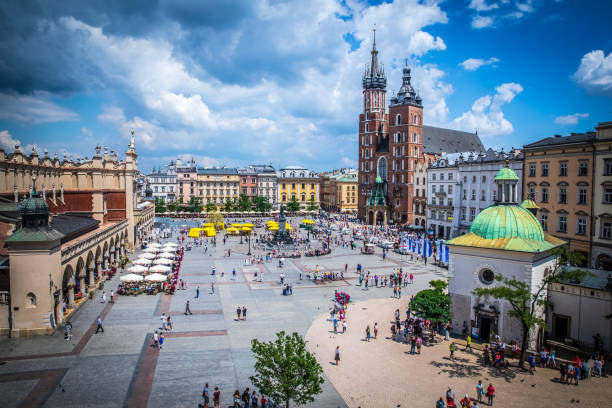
[358,30,425,225]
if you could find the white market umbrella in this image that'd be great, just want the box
[153,258,173,265]
[143,247,160,253]
[127,265,149,273]
[144,273,167,282]
[163,242,178,247]
[139,252,156,259]
[149,264,172,273]
[147,243,162,248]
[134,258,152,266]
[120,273,144,282]
[157,252,175,259]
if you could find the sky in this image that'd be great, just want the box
[0,0,610,173]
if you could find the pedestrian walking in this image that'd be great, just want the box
[476,380,484,403]
[152,331,159,348]
[211,282,215,294]
[334,346,340,365]
[466,335,473,352]
[159,332,164,349]
[366,325,371,341]
[213,387,220,407]
[486,383,495,406]
[161,313,167,330]
[110,289,115,303]
[232,268,236,279]
[237,306,242,320]
[195,286,200,299]
[65,321,73,341]
[449,342,456,361]
[202,383,210,408]
[342,320,347,333]
[95,316,104,333]
[167,315,173,331]
[242,306,247,320]
[185,300,192,315]
[374,322,378,339]
[101,291,107,303]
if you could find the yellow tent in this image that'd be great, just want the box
[188,228,203,238]
[266,220,277,225]
[226,227,238,232]
[215,222,225,230]
[302,219,315,224]
[231,223,242,228]
[202,223,214,227]
[241,226,252,234]
[269,226,279,231]
[207,230,217,237]
[242,223,254,227]
[286,225,293,231]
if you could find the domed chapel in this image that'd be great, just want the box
[445,163,566,349]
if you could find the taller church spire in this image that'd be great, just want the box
[363,28,386,90]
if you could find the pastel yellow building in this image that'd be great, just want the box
[335,172,358,212]
[196,168,240,208]
[278,166,319,209]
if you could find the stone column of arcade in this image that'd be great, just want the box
[67,280,76,308]
[88,266,95,289]
[96,261,103,282]
[78,274,85,296]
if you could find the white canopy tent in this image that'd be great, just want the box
[149,264,172,273]
[127,265,149,273]
[144,273,167,282]
[153,258,173,265]
[133,258,152,266]
[139,252,156,259]
[157,252,175,259]
[120,273,144,282]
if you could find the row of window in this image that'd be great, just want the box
[198,189,239,196]
[528,161,589,177]
[280,183,316,190]
[431,172,454,181]
[281,194,316,202]
[539,215,592,236]
[153,186,174,193]
[527,186,595,205]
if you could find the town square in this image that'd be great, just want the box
[0,1,611,407]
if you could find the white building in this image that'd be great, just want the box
[146,160,178,202]
[427,149,523,239]
[446,165,565,348]
[412,159,427,230]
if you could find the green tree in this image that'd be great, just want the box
[410,279,450,340]
[238,193,252,212]
[473,247,589,369]
[167,200,179,212]
[206,210,224,227]
[253,196,272,213]
[250,331,324,408]
[223,198,234,212]
[154,198,166,213]
[287,196,301,212]
[306,196,318,212]
[205,201,217,212]
[188,197,202,213]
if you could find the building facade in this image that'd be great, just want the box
[523,133,596,264]
[412,159,427,229]
[196,168,239,208]
[319,168,357,213]
[592,122,612,270]
[0,136,153,336]
[176,159,197,203]
[255,166,278,210]
[427,157,460,239]
[147,161,177,202]
[278,166,319,210]
[357,31,483,226]
[238,168,258,197]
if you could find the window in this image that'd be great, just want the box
[479,269,495,285]
[578,188,588,205]
[542,163,549,177]
[529,163,536,177]
[559,188,567,204]
[470,208,476,221]
[448,185,453,194]
[463,176,467,183]
[471,190,476,200]
[440,173,445,181]
[449,173,453,180]
[558,216,567,233]
[540,214,548,231]
[472,176,476,183]
[432,174,436,181]
[396,114,401,125]
[448,198,453,207]
[541,187,548,203]
[440,185,445,193]
[529,186,536,199]
[461,208,466,220]
[602,222,612,239]
[26,292,37,307]
[604,187,612,204]
[578,161,588,176]
[481,190,486,201]
[482,175,487,183]
[492,190,497,201]
[577,218,587,235]
[432,185,437,193]
[431,197,436,205]
[559,162,567,177]
[605,159,612,175]
[431,210,437,219]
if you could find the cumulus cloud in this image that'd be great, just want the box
[471,15,495,29]
[459,57,499,71]
[469,0,499,12]
[450,83,523,137]
[554,113,590,125]
[0,92,78,124]
[0,130,39,153]
[572,50,612,96]
[469,0,538,29]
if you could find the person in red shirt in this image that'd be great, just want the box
[213,387,220,408]
[486,383,495,406]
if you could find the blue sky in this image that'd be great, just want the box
[0,0,610,173]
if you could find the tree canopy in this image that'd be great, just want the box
[205,201,217,212]
[250,331,324,408]
[410,279,450,324]
[306,196,318,211]
[223,198,234,212]
[253,196,272,213]
[238,194,252,212]
[287,196,301,212]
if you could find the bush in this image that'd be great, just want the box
[98,282,104,290]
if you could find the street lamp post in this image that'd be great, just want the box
[247,235,251,256]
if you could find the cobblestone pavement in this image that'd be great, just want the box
[306,297,612,408]
[1,217,447,407]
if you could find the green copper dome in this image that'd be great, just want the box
[470,205,544,241]
[494,166,519,181]
[375,176,383,183]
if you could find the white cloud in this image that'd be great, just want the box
[407,31,446,56]
[0,130,39,153]
[341,156,356,167]
[469,0,499,12]
[81,127,93,137]
[0,92,78,124]
[459,57,499,71]
[471,15,495,29]
[572,50,612,96]
[554,113,590,125]
[450,82,523,137]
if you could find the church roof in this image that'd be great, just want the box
[422,126,484,154]
[446,204,565,253]
[494,166,520,181]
